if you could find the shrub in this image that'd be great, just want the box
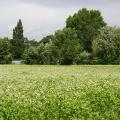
[90,57,103,65]
[23,43,57,65]
[0,38,12,64]
[75,51,92,64]
[23,44,45,64]
[23,47,38,64]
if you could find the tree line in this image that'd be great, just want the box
[0,8,120,64]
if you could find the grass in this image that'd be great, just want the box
[0,65,120,120]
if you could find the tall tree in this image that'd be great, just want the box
[66,8,106,52]
[12,19,25,59]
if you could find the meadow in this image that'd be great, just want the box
[0,65,120,120]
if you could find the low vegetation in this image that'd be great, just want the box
[0,65,120,120]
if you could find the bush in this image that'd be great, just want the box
[23,43,58,65]
[75,51,92,64]
[23,47,38,64]
[90,57,103,65]
[0,38,12,64]
[23,44,45,64]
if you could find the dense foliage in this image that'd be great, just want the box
[23,44,46,64]
[11,19,25,59]
[0,38,12,64]
[0,65,120,120]
[52,28,81,65]
[24,28,82,65]
[92,26,120,64]
[66,8,106,52]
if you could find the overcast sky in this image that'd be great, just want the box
[0,0,120,40]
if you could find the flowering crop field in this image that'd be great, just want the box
[0,65,120,120]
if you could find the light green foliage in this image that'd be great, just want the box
[92,26,120,64]
[0,38,12,64]
[0,65,120,120]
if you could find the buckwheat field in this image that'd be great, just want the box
[0,65,120,120]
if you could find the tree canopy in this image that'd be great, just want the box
[66,8,106,52]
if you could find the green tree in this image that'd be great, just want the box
[53,28,81,65]
[0,38,12,64]
[92,26,120,64]
[66,8,106,52]
[12,19,25,59]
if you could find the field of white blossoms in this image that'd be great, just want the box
[0,65,120,120]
